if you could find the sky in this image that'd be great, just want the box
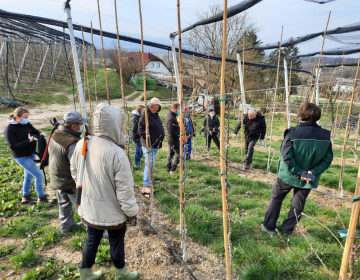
[0,0,359,58]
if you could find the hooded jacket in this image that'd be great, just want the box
[49,125,81,190]
[138,108,164,149]
[70,104,139,228]
[130,109,141,142]
[203,114,220,134]
[4,120,40,158]
[234,113,266,141]
[165,110,180,143]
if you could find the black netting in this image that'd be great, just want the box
[291,45,360,58]
[171,0,263,37]
[303,0,335,3]
[326,32,360,45]
[320,62,359,68]
[248,22,360,51]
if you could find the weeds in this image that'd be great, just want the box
[10,245,42,268]
[0,244,16,257]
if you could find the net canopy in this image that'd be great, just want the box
[320,62,359,68]
[326,31,360,45]
[170,0,263,37]
[0,9,311,75]
[290,45,360,58]
[246,21,360,51]
[303,0,335,3]
[0,10,89,46]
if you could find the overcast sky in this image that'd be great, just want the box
[1,0,359,57]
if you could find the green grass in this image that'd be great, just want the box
[10,245,42,268]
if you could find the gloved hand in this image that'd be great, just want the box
[126,216,137,226]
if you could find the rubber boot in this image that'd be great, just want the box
[78,267,103,280]
[114,266,139,280]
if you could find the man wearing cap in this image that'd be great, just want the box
[138,97,165,196]
[48,110,88,233]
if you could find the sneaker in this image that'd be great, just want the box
[245,161,252,170]
[21,194,35,204]
[261,224,275,236]
[37,195,49,204]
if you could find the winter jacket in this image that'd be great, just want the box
[138,108,164,149]
[165,110,180,143]
[130,110,141,142]
[277,122,333,189]
[4,120,40,158]
[203,114,220,134]
[70,104,139,229]
[49,125,81,191]
[234,113,266,141]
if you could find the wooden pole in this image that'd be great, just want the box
[138,0,155,226]
[339,124,360,280]
[219,0,231,278]
[241,36,246,159]
[97,0,111,105]
[81,27,92,117]
[339,53,360,198]
[266,27,283,172]
[114,0,126,110]
[90,22,99,105]
[176,0,187,262]
[313,11,331,101]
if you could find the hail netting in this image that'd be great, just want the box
[303,0,335,3]
[171,0,263,37]
[247,21,360,51]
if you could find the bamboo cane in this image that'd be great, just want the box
[114,0,126,111]
[240,36,245,159]
[90,22,99,104]
[97,0,111,105]
[138,0,155,226]
[354,114,360,157]
[313,11,331,102]
[176,0,187,262]
[81,27,92,117]
[266,27,283,173]
[219,0,231,278]
[339,53,360,198]
[339,131,360,280]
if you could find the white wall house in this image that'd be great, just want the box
[333,78,354,93]
[145,61,171,74]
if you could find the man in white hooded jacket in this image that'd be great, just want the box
[71,104,139,280]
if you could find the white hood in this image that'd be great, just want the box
[7,118,18,125]
[93,104,128,146]
[131,109,140,116]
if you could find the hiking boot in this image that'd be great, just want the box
[114,266,139,280]
[78,267,103,280]
[261,224,276,236]
[21,194,35,204]
[245,161,252,170]
[37,195,49,204]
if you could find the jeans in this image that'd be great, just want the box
[245,138,258,162]
[166,141,180,172]
[14,155,44,197]
[133,141,143,167]
[142,146,158,187]
[183,137,192,160]
[80,225,126,269]
[263,177,311,234]
[57,188,78,233]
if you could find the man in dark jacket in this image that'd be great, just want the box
[49,110,89,233]
[130,105,144,168]
[202,108,220,150]
[233,108,266,169]
[138,97,165,196]
[261,102,333,236]
[165,102,180,173]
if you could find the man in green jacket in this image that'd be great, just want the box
[261,101,333,236]
[49,110,88,233]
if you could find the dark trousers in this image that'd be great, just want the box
[245,138,258,162]
[206,133,220,150]
[80,225,127,269]
[263,177,311,234]
[166,141,180,172]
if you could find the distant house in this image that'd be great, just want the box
[333,78,354,93]
[123,51,171,74]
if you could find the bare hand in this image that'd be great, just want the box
[232,134,237,138]
[41,132,47,137]
[300,177,312,183]
[28,133,34,142]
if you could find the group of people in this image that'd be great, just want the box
[4,99,333,278]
